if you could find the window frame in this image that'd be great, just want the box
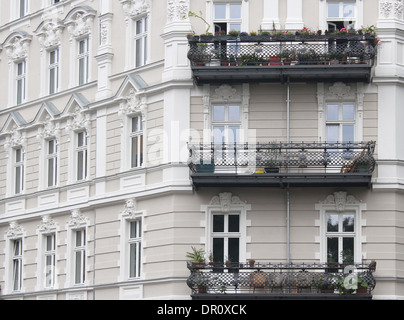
[16,60,27,105]
[44,233,56,288]
[128,219,142,279]
[73,229,86,285]
[46,138,58,188]
[325,103,356,143]
[48,48,60,94]
[77,37,89,86]
[12,238,23,292]
[130,115,144,168]
[133,16,148,68]
[211,104,242,145]
[213,1,243,34]
[14,147,25,195]
[76,130,88,181]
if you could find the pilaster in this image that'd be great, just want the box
[285,0,304,31]
[261,0,281,31]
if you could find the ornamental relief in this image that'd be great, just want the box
[167,0,190,23]
[380,0,403,19]
[66,106,91,133]
[318,191,360,212]
[209,192,245,213]
[4,34,32,61]
[66,11,96,39]
[119,88,147,119]
[36,20,64,49]
[121,0,151,18]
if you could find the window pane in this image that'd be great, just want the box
[75,251,82,283]
[214,4,226,19]
[342,125,354,142]
[229,24,241,32]
[228,126,240,144]
[15,166,21,194]
[327,125,339,142]
[213,105,225,121]
[228,238,239,262]
[136,38,143,67]
[129,243,138,277]
[230,4,241,19]
[228,215,239,232]
[77,151,84,180]
[327,237,338,263]
[48,159,54,186]
[343,3,355,17]
[327,214,339,232]
[328,3,339,18]
[228,105,240,121]
[213,238,224,263]
[136,19,143,34]
[213,215,224,232]
[343,214,355,232]
[342,238,354,263]
[46,235,55,251]
[327,104,339,120]
[342,104,354,120]
[213,126,224,144]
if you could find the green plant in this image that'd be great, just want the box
[361,25,377,35]
[228,30,240,37]
[188,11,210,34]
[186,246,206,264]
[341,249,354,265]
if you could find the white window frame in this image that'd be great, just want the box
[202,193,251,264]
[12,238,23,292]
[48,48,60,94]
[119,200,145,282]
[212,104,242,145]
[213,1,243,33]
[320,0,363,32]
[325,103,356,142]
[46,138,58,188]
[73,229,86,285]
[206,1,249,33]
[130,115,144,168]
[76,130,88,181]
[44,233,56,288]
[315,192,365,264]
[133,16,148,68]
[16,60,27,105]
[128,219,142,279]
[77,37,89,86]
[13,147,25,195]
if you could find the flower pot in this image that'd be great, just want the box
[283,59,292,66]
[270,56,281,66]
[265,167,279,173]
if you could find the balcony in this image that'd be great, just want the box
[187,261,376,300]
[187,141,376,188]
[187,33,377,85]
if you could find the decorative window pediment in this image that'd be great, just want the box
[38,215,58,234]
[63,93,91,132]
[209,192,246,213]
[35,19,64,49]
[121,199,140,219]
[119,88,147,119]
[121,0,151,18]
[67,209,89,229]
[6,221,25,240]
[3,31,32,61]
[2,112,27,152]
[166,0,190,24]
[318,191,361,212]
[64,6,96,39]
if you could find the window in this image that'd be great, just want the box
[212,104,241,145]
[129,220,142,278]
[46,139,58,187]
[131,115,143,168]
[76,131,88,181]
[12,239,23,291]
[48,49,59,94]
[78,38,89,85]
[214,2,242,33]
[16,61,26,105]
[74,229,86,284]
[44,234,56,288]
[133,17,148,67]
[326,212,356,264]
[326,103,355,142]
[18,0,28,18]
[211,213,240,264]
[327,1,356,31]
[14,147,24,194]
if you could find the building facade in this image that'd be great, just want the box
[0,0,402,300]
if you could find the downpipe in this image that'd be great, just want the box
[286,80,291,266]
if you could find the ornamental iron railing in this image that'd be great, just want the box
[186,262,376,296]
[188,141,376,175]
[188,35,376,67]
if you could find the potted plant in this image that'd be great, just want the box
[269,54,281,66]
[186,246,206,268]
[369,260,376,271]
[356,275,369,294]
[248,259,255,267]
[281,49,293,65]
[228,30,240,38]
[264,141,281,173]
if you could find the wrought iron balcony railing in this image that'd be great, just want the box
[188,141,376,187]
[187,34,377,84]
[187,261,376,299]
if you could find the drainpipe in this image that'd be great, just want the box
[286,80,291,266]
